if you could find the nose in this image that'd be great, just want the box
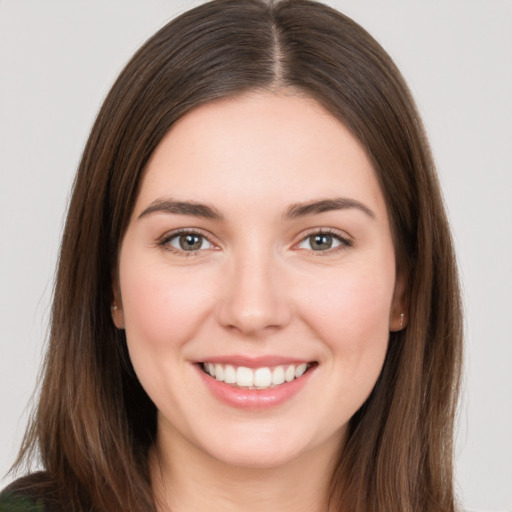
[215,246,292,337]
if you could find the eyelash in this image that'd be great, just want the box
[158,229,216,256]
[157,228,353,256]
[295,228,353,256]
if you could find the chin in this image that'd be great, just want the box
[205,440,308,470]
[186,417,345,471]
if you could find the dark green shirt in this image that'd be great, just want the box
[0,492,47,512]
[0,473,60,512]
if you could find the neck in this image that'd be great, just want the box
[150,426,343,512]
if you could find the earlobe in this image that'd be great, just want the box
[111,302,125,329]
[111,277,125,329]
[389,272,408,332]
[391,311,406,331]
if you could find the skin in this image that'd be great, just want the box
[113,91,406,511]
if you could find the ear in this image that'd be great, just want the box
[111,275,125,330]
[389,271,408,332]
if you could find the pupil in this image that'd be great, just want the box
[312,234,332,250]
[180,234,202,250]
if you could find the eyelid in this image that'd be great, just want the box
[293,228,353,253]
[158,228,219,255]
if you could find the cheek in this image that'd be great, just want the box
[305,269,394,330]
[119,259,216,355]
[299,260,395,370]
[118,257,220,414]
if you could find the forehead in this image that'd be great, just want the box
[135,91,386,217]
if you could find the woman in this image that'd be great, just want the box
[1,0,462,510]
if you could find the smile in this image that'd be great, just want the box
[201,362,312,390]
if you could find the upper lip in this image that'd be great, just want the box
[195,355,315,368]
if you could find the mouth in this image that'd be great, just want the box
[200,361,316,390]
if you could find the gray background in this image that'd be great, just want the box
[1,1,511,510]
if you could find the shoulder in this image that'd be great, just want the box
[0,472,63,512]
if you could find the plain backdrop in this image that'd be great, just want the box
[0,1,511,511]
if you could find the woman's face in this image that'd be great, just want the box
[114,91,405,469]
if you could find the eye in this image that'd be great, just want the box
[162,231,215,252]
[296,231,350,252]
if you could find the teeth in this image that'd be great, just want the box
[254,367,272,388]
[284,365,295,382]
[202,362,310,389]
[224,364,236,384]
[214,364,224,381]
[236,367,254,387]
[295,363,308,378]
[272,366,285,386]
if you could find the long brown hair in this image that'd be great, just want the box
[12,1,462,510]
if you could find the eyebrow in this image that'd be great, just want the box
[138,199,223,220]
[284,198,375,220]
[137,196,374,222]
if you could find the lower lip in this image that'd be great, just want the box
[196,364,315,410]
